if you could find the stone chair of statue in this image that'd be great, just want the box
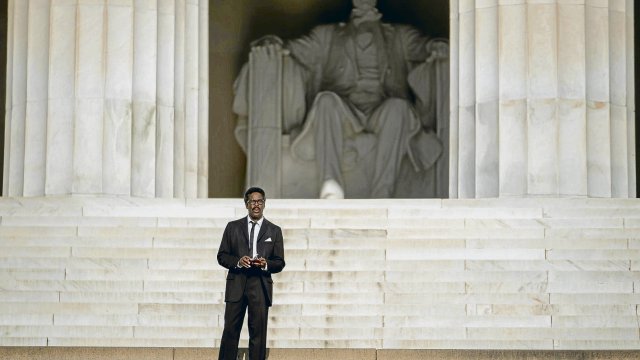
[232,27,449,199]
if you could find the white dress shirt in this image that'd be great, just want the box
[247,216,264,259]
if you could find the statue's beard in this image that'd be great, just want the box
[351,7,382,26]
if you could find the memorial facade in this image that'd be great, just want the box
[1,0,636,199]
[0,1,639,359]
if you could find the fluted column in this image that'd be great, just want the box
[450,0,635,198]
[3,0,208,198]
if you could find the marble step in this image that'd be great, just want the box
[2,197,640,349]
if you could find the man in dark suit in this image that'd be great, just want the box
[217,187,286,360]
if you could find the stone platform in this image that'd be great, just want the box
[2,347,640,359]
[1,197,640,356]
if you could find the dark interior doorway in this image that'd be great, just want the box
[208,0,449,197]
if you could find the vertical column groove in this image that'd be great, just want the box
[173,0,185,198]
[474,0,499,198]
[7,0,28,196]
[197,0,208,198]
[608,0,629,197]
[449,0,460,198]
[156,0,175,198]
[458,0,476,198]
[626,0,636,197]
[3,0,15,196]
[184,0,199,198]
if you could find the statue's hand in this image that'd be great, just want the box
[425,39,449,63]
[250,35,288,59]
[250,35,284,48]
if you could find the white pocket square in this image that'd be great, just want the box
[265,238,272,242]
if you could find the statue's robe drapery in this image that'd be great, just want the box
[234,21,447,197]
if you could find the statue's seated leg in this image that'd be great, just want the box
[308,91,360,199]
[367,98,420,198]
[319,179,345,199]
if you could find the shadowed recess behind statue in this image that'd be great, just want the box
[232,0,450,199]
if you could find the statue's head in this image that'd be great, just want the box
[352,0,377,11]
[351,0,381,25]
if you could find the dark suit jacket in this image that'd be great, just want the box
[217,217,285,306]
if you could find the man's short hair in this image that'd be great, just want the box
[244,187,266,204]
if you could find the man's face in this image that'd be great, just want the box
[246,192,265,220]
[353,0,377,10]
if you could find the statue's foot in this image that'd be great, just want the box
[320,179,344,199]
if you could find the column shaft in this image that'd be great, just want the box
[457,0,476,198]
[585,2,612,197]
[498,2,527,197]
[46,0,76,195]
[197,0,209,199]
[132,0,158,197]
[23,0,50,196]
[156,0,176,198]
[449,0,635,198]
[448,0,459,198]
[527,2,558,196]
[474,1,499,197]
[5,0,27,197]
[626,0,636,197]
[73,1,105,194]
[609,2,629,197]
[103,0,133,196]
[557,2,587,197]
[3,0,209,198]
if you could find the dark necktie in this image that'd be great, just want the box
[249,221,256,256]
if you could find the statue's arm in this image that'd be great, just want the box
[398,25,448,65]
[406,33,449,131]
[286,24,333,72]
[397,25,431,62]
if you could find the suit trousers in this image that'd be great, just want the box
[219,274,269,360]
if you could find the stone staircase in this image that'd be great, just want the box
[1,196,640,358]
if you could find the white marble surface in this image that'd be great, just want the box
[1,197,640,349]
[3,0,208,198]
[450,1,635,198]
[23,0,49,197]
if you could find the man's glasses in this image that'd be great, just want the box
[247,199,265,206]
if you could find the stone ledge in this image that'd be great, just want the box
[2,348,640,360]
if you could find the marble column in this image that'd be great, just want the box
[449,0,635,198]
[3,0,208,198]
